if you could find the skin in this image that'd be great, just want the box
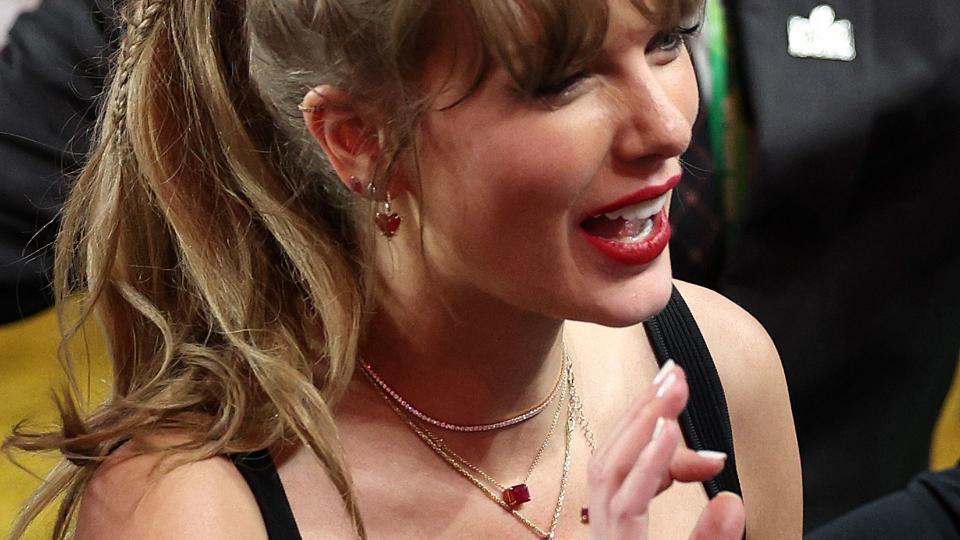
[74,0,802,538]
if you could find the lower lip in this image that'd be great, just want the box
[580,209,671,266]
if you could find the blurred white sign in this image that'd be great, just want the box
[788,5,857,61]
[1,0,41,49]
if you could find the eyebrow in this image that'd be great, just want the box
[596,24,661,64]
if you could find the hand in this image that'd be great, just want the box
[586,362,746,539]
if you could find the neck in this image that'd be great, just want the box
[360,278,565,427]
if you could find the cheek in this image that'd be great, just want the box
[421,104,611,224]
[486,122,605,195]
[410,111,612,287]
[670,56,700,127]
[494,102,612,189]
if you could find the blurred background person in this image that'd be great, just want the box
[807,461,960,539]
[0,0,113,322]
[673,0,960,531]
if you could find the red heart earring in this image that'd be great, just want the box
[368,181,401,239]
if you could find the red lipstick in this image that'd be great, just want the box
[579,175,679,266]
[583,175,681,220]
[581,209,671,266]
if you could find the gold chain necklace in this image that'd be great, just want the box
[360,355,565,432]
[564,342,598,526]
[565,343,598,454]
[365,356,577,539]
[424,360,567,507]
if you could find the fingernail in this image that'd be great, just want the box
[653,359,676,385]
[655,371,677,398]
[697,450,728,461]
[651,417,666,440]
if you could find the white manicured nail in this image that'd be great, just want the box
[653,359,676,385]
[655,371,677,398]
[697,450,728,461]
[651,417,666,440]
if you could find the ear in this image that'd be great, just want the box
[301,85,379,195]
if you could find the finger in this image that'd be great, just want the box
[606,420,683,537]
[588,369,688,523]
[589,417,681,536]
[669,447,728,483]
[587,364,689,536]
[595,360,680,458]
[588,373,688,520]
[589,368,689,498]
[689,492,746,540]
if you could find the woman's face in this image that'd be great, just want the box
[402,0,699,327]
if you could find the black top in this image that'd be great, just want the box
[807,466,960,540]
[647,286,743,498]
[232,450,302,540]
[230,287,742,539]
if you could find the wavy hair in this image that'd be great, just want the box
[3,0,703,537]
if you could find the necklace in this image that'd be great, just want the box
[426,361,567,507]
[360,356,565,432]
[365,359,576,539]
[564,343,598,454]
[564,342,598,526]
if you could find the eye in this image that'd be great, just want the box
[533,72,589,99]
[648,24,701,55]
[654,31,683,52]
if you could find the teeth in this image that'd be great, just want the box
[597,192,670,222]
[621,215,655,243]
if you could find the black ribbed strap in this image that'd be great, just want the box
[645,286,743,498]
[231,450,303,540]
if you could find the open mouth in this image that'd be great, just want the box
[580,191,670,243]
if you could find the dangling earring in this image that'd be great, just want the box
[365,180,401,238]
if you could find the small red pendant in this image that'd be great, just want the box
[374,211,401,238]
[580,507,590,524]
[503,484,531,507]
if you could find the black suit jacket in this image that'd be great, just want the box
[0,0,115,322]
[807,466,960,539]
[675,0,960,529]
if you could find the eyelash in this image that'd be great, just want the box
[654,31,684,52]
[532,24,702,99]
[532,73,589,99]
[652,23,702,53]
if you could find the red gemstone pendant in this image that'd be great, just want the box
[503,484,531,507]
[375,211,402,238]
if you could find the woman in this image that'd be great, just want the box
[5,0,801,537]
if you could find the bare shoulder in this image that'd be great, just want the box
[672,280,777,371]
[673,280,803,539]
[270,443,359,538]
[74,437,267,540]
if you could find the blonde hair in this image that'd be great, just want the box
[3,0,703,538]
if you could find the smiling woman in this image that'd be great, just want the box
[4,0,800,539]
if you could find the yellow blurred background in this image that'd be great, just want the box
[1,306,110,538]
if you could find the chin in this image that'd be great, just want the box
[571,256,674,328]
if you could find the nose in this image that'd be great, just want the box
[610,59,695,164]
